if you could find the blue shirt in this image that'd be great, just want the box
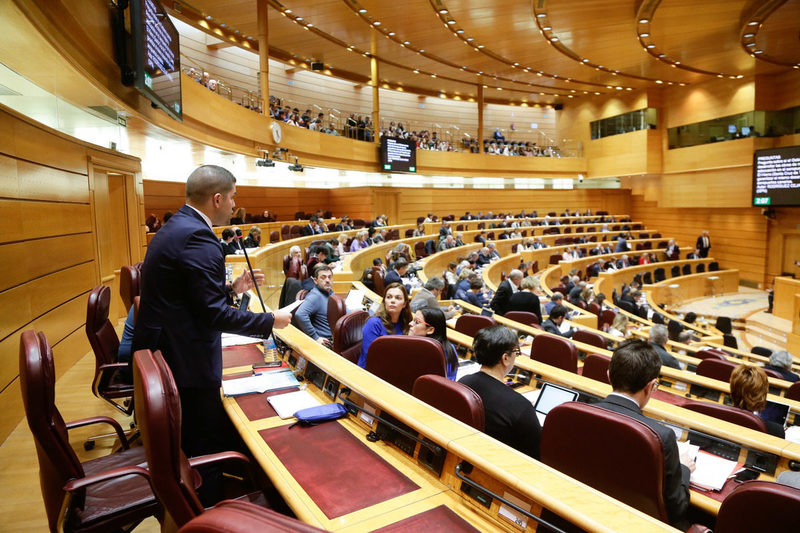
[358,316,404,368]
[117,305,136,363]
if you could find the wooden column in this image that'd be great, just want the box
[371,31,380,145]
[477,82,484,147]
[257,0,269,110]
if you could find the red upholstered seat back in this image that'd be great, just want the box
[786,381,800,402]
[588,302,602,316]
[269,230,279,243]
[86,285,127,402]
[327,294,347,333]
[365,336,447,394]
[120,262,143,311]
[573,329,607,350]
[531,334,578,373]
[599,309,616,331]
[683,401,767,433]
[696,358,739,383]
[19,330,86,531]
[371,266,385,297]
[454,314,496,338]
[694,349,728,361]
[178,500,325,533]
[504,311,539,327]
[541,402,669,522]
[715,480,800,533]
[762,367,784,379]
[134,349,204,526]
[413,375,485,431]
[582,353,611,384]
[333,311,369,364]
[286,257,308,280]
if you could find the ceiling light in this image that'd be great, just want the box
[497,87,502,90]
[646,44,656,49]
[639,32,650,37]
[456,29,464,34]
[537,13,547,18]
[550,37,559,42]
[373,21,381,26]
[513,62,519,66]
[447,20,456,25]
[542,26,552,31]
[754,50,763,54]
[747,20,759,25]
[594,91,601,95]
[420,49,425,53]
[639,18,649,23]
[204,15,212,20]
[655,80,663,84]
[477,45,484,48]
[658,54,666,58]
[674,61,681,65]
[737,74,744,78]
[431,74,436,78]
[743,33,755,38]
[358,8,367,13]
[220,23,227,27]
[467,37,474,41]
[439,9,448,14]
[582,58,590,63]
[295,17,302,21]
[404,41,410,45]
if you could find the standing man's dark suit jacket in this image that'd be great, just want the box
[594,394,690,528]
[133,204,275,388]
[506,291,542,323]
[489,279,515,315]
[696,235,711,258]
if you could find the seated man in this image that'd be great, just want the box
[648,324,681,369]
[459,325,541,459]
[384,257,409,286]
[475,246,492,267]
[597,339,694,529]
[543,292,564,315]
[295,264,334,346]
[464,278,490,308]
[220,228,236,256]
[410,277,455,319]
[540,305,574,338]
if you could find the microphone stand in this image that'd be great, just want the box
[235,230,267,313]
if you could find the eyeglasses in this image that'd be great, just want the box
[411,317,430,327]
[508,348,522,358]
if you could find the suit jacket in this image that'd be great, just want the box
[506,291,542,322]
[384,269,402,286]
[300,224,316,236]
[221,240,237,256]
[594,395,690,528]
[665,244,680,260]
[489,280,515,315]
[133,205,274,388]
[696,235,711,257]
[651,342,681,370]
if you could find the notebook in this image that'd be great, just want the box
[267,389,322,419]
[221,369,300,397]
[532,383,579,426]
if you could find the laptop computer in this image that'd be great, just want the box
[760,400,791,428]
[532,382,580,426]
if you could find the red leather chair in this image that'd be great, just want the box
[333,311,369,364]
[19,330,160,532]
[714,480,800,533]
[178,500,324,532]
[133,349,267,528]
[455,314,496,338]
[694,349,728,361]
[762,367,784,380]
[365,336,446,394]
[696,358,739,383]
[683,401,767,433]
[581,353,611,384]
[86,285,134,416]
[504,311,539,327]
[531,334,578,373]
[588,302,602,316]
[285,257,308,281]
[573,329,607,351]
[541,402,671,523]
[327,294,347,333]
[414,240,427,259]
[120,262,143,311]
[269,230,280,243]
[786,381,800,402]
[280,224,290,240]
[599,309,616,331]
[412,375,485,431]
[371,265,386,297]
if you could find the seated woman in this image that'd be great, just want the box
[243,226,261,248]
[408,307,458,380]
[506,276,542,323]
[358,283,412,368]
[608,313,630,338]
[350,230,369,252]
[412,223,426,237]
[230,206,246,225]
[763,350,799,383]
[730,365,785,438]
[459,325,541,459]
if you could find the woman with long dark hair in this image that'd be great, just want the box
[409,307,458,380]
[358,283,412,368]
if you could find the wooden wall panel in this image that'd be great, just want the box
[0,200,92,245]
[0,233,94,292]
[663,77,755,129]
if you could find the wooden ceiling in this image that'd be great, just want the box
[172,0,798,103]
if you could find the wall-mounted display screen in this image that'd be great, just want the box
[380,137,417,173]
[753,145,800,207]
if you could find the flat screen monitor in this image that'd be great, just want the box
[753,145,800,207]
[130,0,182,121]
[380,137,417,173]
[532,382,579,426]
[727,124,737,134]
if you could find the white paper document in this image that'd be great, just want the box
[690,451,738,491]
[267,389,322,419]
[280,299,303,313]
[221,333,264,347]
[222,369,300,397]
[455,360,481,381]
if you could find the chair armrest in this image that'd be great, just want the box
[98,362,130,371]
[63,465,151,492]
[188,451,250,469]
[65,416,129,450]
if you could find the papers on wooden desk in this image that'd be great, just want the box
[267,389,322,419]
[455,360,481,381]
[222,369,300,397]
[690,450,740,491]
[221,333,264,347]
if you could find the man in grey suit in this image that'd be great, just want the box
[596,339,695,529]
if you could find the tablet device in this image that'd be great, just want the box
[481,307,495,318]
[533,382,579,426]
[760,400,790,427]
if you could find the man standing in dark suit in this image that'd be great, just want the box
[490,269,522,315]
[696,230,711,258]
[133,165,292,504]
[596,339,694,529]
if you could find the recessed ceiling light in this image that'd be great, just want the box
[754,49,763,54]
[594,91,601,95]
[747,20,759,25]
[646,44,656,49]
[420,49,425,53]
[439,9,448,14]
[295,17,302,21]
[431,74,436,78]
[413,69,419,73]
[205,15,212,20]
[358,9,367,13]
[373,21,381,26]
[477,45,484,48]
[403,41,410,45]
[737,74,744,78]
[388,32,395,36]
[513,62,519,66]
[467,37,474,41]
[743,33,755,38]
[550,37,559,42]
[658,54,666,58]
[537,13,547,18]
[639,18,649,23]
[497,87,502,90]
[640,32,650,37]
[674,61,680,65]
[747,42,756,47]
[655,80,663,84]
[542,26,552,31]
[582,58,590,63]
[447,20,456,25]
[220,23,227,27]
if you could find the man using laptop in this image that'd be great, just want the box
[596,339,695,528]
[459,325,541,459]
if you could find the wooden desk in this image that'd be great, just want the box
[773,276,800,322]
[648,270,739,303]
[220,324,676,532]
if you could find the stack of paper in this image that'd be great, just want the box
[221,333,264,347]
[267,390,322,419]
[222,369,300,397]
[690,450,739,491]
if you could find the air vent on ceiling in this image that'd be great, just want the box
[0,84,21,96]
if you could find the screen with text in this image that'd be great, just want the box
[381,137,417,173]
[753,145,800,207]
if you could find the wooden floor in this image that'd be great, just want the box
[0,345,160,532]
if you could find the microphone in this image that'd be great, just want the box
[235,228,267,314]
